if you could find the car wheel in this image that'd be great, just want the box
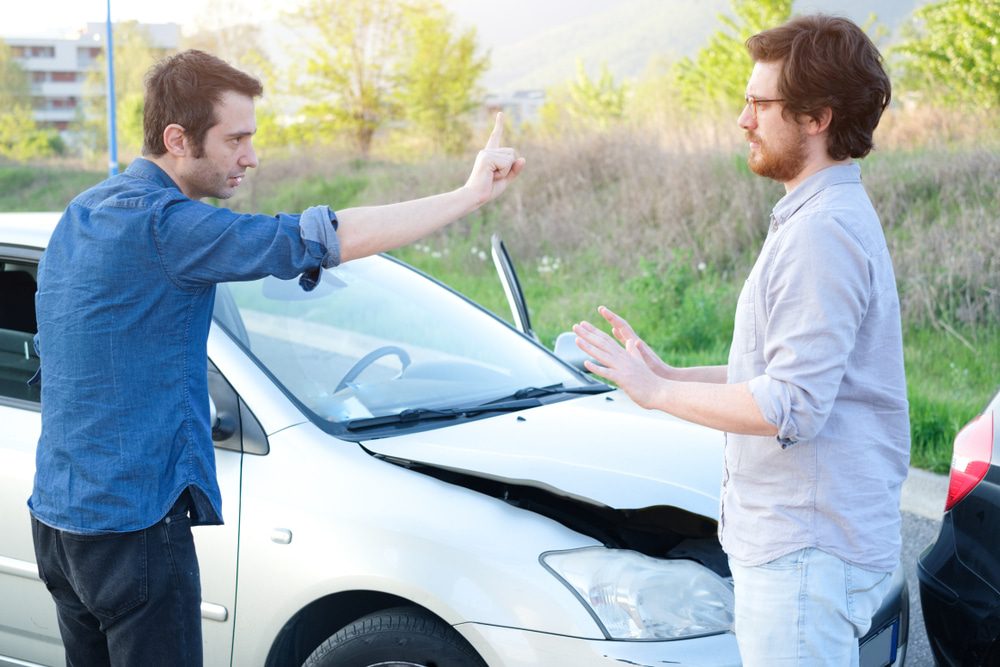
[302,606,486,667]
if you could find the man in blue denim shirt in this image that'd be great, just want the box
[29,50,524,666]
[574,16,908,667]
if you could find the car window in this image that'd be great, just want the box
[0,261,40,403]
[215,255,588,430]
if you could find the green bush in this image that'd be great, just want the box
[622,255,738,356]
[0,164,103,211]
[904,327,999,473]
[255,174,368,216]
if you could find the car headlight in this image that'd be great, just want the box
[541,547,734,640]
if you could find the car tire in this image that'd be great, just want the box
[302,606,486,667]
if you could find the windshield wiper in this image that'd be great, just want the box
[345,384,611,432]
[345,398,544,431]
[498,382,612,401]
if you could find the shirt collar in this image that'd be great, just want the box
[124,158,185,194]
[770,163,861,230]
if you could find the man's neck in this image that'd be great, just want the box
[784,156,851,193]
[148,155,199,200]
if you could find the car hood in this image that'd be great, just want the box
[361,391,725,519]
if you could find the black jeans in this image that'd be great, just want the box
[31,492,203,667]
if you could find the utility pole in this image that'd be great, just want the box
[105,0,118,176]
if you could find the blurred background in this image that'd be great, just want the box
[2,0,997,476]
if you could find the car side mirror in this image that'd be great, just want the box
[554,331,591,373]
[208,395,237,441]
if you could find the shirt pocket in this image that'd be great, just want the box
[734,278,757,354]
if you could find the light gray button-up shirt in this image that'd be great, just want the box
[722,163,910,572]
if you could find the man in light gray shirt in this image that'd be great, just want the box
[573,15,908,667]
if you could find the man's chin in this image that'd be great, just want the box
[748,153,802,183]
[206,185,237,200]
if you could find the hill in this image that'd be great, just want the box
[446,0,929,93]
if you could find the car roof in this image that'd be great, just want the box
[0,212,60,251]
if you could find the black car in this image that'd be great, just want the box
[918,388,1000,666]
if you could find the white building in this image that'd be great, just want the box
[4,23,179,132]
[485,90,546,126]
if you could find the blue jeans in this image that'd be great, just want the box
[729,547,892,667]
[31,492,203,667]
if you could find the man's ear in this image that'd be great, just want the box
[162,124,188,157]
[807,107,833,136]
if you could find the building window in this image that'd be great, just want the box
[32,71,47,83]
[51,72,77,82]
[12,45,56,58]
[17,45,56,58]
[76,46,103,66]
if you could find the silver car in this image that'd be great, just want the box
[0,212,908,666]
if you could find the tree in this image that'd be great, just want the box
[288,0,407,157]
[891,0,1000,110]
[394,1,489,155]
[287,0,488,157]
[80,21,174,158]
[628,56,687,128]
[566,60,627,130]
[0,42,61,160]
[182,0,270,75]
[0,41,29,110]
[674,0,791,112]
[538,61,628,135]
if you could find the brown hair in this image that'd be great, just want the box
[142,50,263,158]
[746,15,890,160]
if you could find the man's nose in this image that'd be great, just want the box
[240,144,258,169]
[738,104,756,131]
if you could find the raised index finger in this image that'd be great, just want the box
[485,112,504,149]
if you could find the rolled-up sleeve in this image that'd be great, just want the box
[152,198,340,291]
[748,214,871,448]
[297,206,341,291]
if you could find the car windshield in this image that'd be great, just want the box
[214,255,592,433]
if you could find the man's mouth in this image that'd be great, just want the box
[228,174,244,186]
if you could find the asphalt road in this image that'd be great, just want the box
[900,468,950,667]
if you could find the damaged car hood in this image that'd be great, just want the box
[362,391,725,519]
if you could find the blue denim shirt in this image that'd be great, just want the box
[29,158,340,534]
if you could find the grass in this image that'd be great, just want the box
[0,162,104,211]
[904,327,1000,473]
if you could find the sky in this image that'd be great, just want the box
[4,0,613,42]
[4,0,280,38]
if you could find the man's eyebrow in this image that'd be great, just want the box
[224,129,256,138]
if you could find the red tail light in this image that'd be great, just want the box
[945,412,994,511]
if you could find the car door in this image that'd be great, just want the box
[0,245,246,666]
[197,355,246,667]
[0,250,64,666]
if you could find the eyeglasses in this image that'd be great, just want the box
[744,94,785,120]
